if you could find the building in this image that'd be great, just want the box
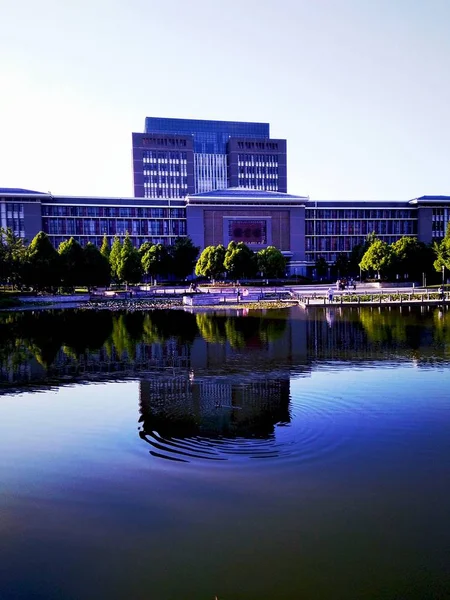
[304,199,418,265]
[0,188,186,249]
[2,187,449,275]
[0,188,44,241]
[132,117,287,198]
[186,187,307,270]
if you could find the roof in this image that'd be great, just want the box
[0,187,46,195]
[416,195,450,201]
[188,187,307,200]
[409,195,450,205]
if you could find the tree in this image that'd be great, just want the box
[349,232,377,275]
[195,245,226,280]
[169,236,200,280]
[117,233,142,285]
[100,235,110,262]
[138,241,153,259]
[83,242,111,289]
[314,255,328,280]
[58,237,85,289]
[391,236,432,281]
[109,236,122,282]
[141,244,169,282]
[433,222,450,281]
[25,231,60,290]
[257,246,287,279]
[0,228,27,288]
[224,241,256,280]
[359,239,392,279]
[333,253,349,278]
[0,236,5,284]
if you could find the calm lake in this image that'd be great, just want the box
[0,306,449,599]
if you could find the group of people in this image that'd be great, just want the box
[336,278,356,291]
[326,278,357,302]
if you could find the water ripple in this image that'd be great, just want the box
[138,381,361,464]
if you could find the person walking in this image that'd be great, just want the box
[328,287,334,303]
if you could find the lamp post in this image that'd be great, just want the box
[442,265,445,286]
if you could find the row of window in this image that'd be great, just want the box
[5,217,24,230]
[43,218,187,237]
[238,182,280,191]
[142,185,188,199]
[143,169,188,177]
[141,137,188,148]
[144,190,184,199]
[432,208,449,216]
[432,221,446,230]
[238,170,279,177]
[142,151,188,162]
[48,236,175,248]
[235,142,279,150]
[144,176,188,185]
[306,209,415,219]
[306,220,416,236]
[42,206,186,218]
[2,203,25,217]
[237,178,280,188]
[306,234,411,253]
[237,154,279,164]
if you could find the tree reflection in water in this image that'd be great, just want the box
[1,306,450,389]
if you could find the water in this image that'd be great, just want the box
[0,306,449,599]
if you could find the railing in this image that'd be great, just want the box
[294,290,448,306]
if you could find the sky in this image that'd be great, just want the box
[1,0,449,200]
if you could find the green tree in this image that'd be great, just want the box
[109,236,122,282]
[117,233,142,285]
[314,255,328,280]
[58,237,85,288]
[138,241,153,259]
[100,235,110,262]
[195,245,226,280]
[391,236,432,281]
[224,241,256,280]
[141,244,169,282]
[257,246,287,279]
[84,242,111,289]
[433,222,450,281]
[0,236,5,284]
[25,231,60,290]
[349,232,377,275]
[359,239,392,279]
[169,236,200,280]
[0,228,27,288]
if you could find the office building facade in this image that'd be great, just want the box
[132,117,287,198]
[2,188,449,276]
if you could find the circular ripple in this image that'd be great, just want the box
[138,383,363,464]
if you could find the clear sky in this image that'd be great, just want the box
[1,0,449,199]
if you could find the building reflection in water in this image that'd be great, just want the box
[138,374,291,460]
[1,305,450,392]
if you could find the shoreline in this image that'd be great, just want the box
[0,298,297,313]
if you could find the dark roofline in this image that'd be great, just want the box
[188,187,307,200]
[0,188,47,195]
[145,116,269,127]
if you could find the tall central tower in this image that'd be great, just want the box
[132,117,287,198]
